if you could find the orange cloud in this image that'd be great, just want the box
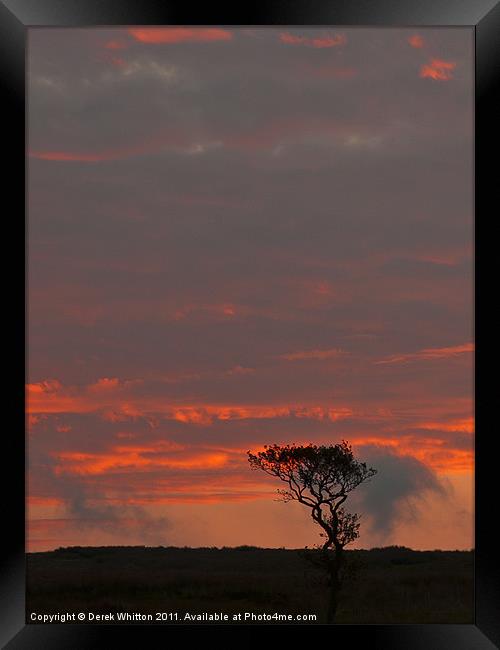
[102,404,145,422]
[294,407,353,421]
[105,39,127,50]
[27,413,48,431]
[408,34,424,48]
[168,405,353,424]
[128,28,233,44]
[109,56,126,67]
[28,414,41,428]
[417,417,474,434]
[171,409,214,425]
[279,32,346,48]
[31,117,353,163]
[27,379,62,394]
[89,377,121,391]
[27,377,151,421]
[416,250,470,266]
[26,378,355,425]
[280,32,310,45]
[124,491,270,504]
[376,342,474,365]
[280,348,345,361]
[420,59,456,80]
[416,448,473,473]
[89,377,144,393]
[52,443,229,476]
[353,436,473,474]
[170,406,287,424]
[310,35,347,48]
[248,434,473,475]
[30,150,115,162]
[226,365,255,376]
[28,496,64,507]
[29,130,189,164]
[30,150,128,163]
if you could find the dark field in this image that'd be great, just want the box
[26,546,474,624]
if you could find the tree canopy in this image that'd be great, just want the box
[248,440,376,551]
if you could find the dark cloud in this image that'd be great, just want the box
[31,458,171,545]
[352,446,447,541]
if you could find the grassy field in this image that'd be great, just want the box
[26,546,474,624]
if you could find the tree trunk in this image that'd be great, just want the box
[326,580,339,623]
[325,548,343,624]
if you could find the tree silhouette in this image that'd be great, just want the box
[247,440,377,623]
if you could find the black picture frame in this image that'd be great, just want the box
[2,0,498,647]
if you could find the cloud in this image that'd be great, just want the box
[27,379,62,394]
[417,417,474,434]
[408,34,424,48]
[108,56,126,68]
[375,342,473,365]
[120,59,178,81]
[88,377,142,392]
[89,377,121,391]
[29,150,125,163]
[226,365,255,375]
[168,405,353,424]
[29,444,270,512]
[279,32,346,48]
[128,28,233,44]
[105,39,127,50]
[27,377,356,425]
[33,75,64,92]
[280,348,345,361]
[29,140,166,163]
[352,434,473,474]
[353,445,447,540]
[102,404,153,425]
[27,413,47,431]
[53,444,229,476]
[344,133,382,149]
[420,59,456,80]
[58,475,171,544]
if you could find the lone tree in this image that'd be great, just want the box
[247,440,376,623]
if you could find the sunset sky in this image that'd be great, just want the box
[27,27,473,552]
